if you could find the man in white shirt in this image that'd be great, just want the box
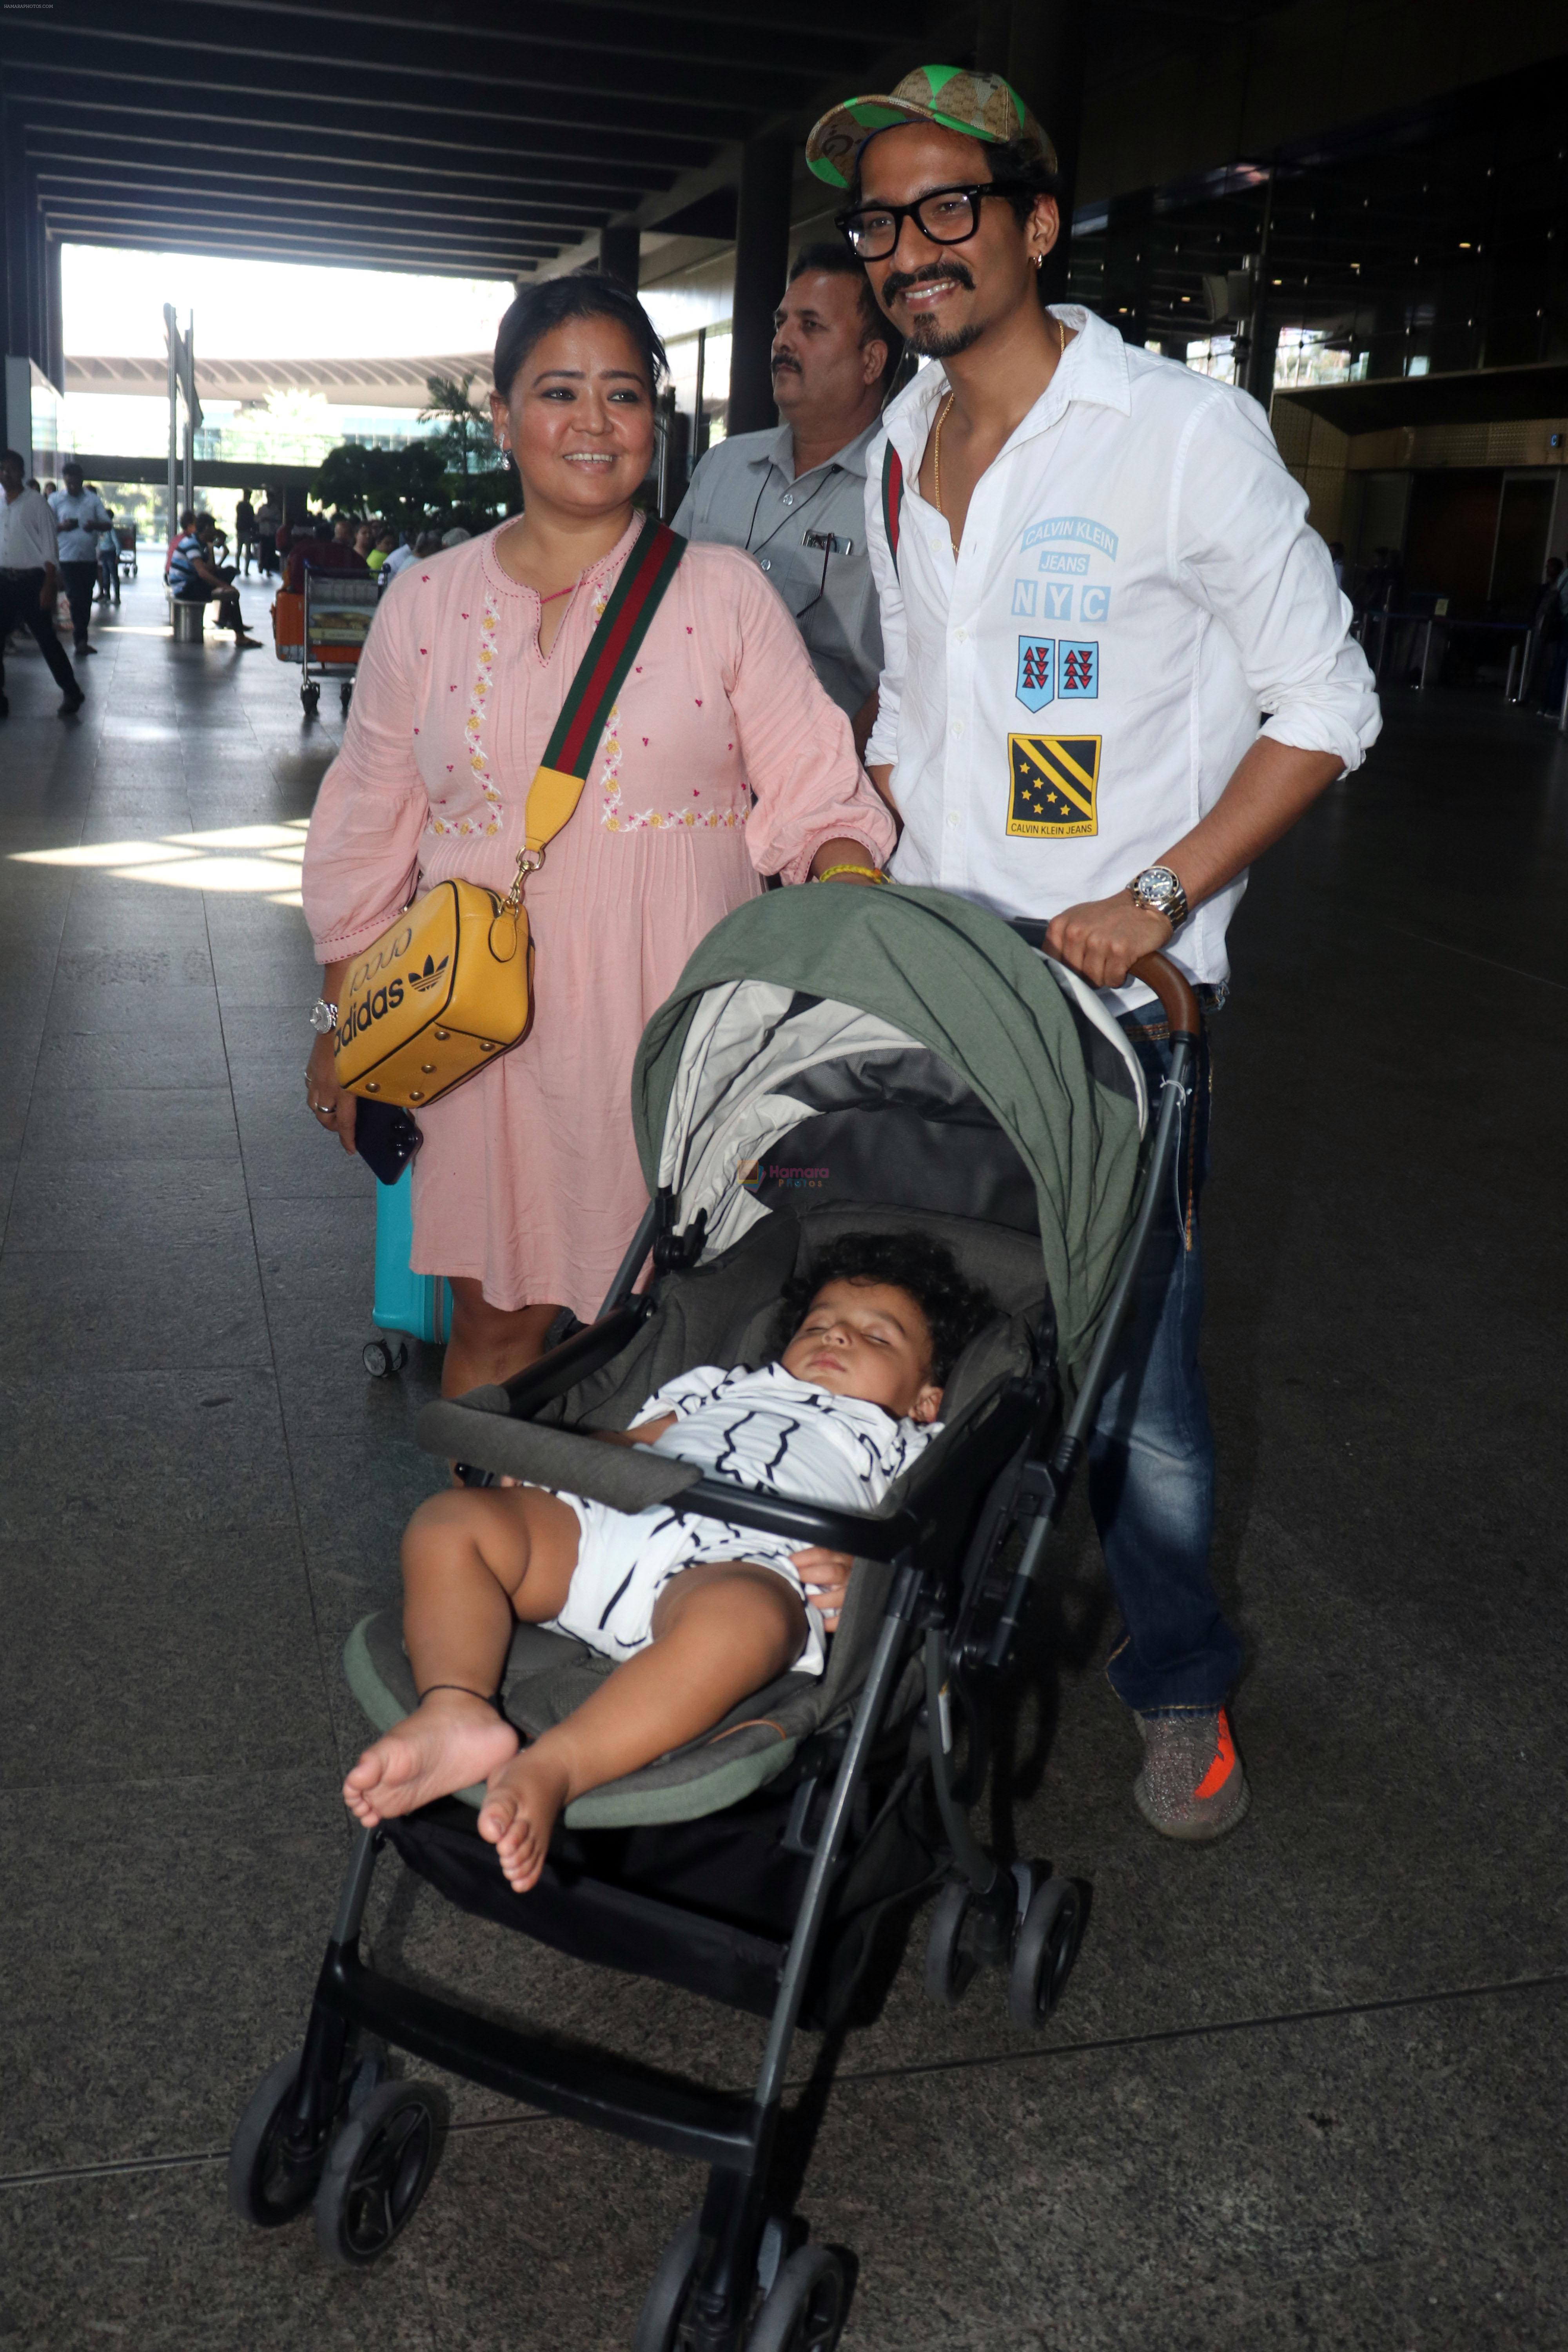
[807,67,1381,1839]
[0,448,83,717]
[380,534,417,583]
[673,244,901,751]
[48,461,114,655]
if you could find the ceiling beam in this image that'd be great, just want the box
[38,226,545,281]
[0,21,784,132]
[169,0,920,55]
[44,0,882,84]
[15,106,663,200]
[0,76,701,179]
[41,198,558,257]
[34,164,608,238]
[41,204,554,268]
[25,135,615,216]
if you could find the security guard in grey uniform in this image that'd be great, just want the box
[673,242,901,754]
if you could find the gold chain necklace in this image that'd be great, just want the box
[932,390,957,544]
[931,314,1067,551]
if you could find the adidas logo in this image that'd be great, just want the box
[407,953,449,993]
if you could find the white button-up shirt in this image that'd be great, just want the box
[0,486,60,572]
[865,306,1380,1008]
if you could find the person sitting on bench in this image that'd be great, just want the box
[168,514,260,647]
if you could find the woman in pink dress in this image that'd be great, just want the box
[302,279,894,1394]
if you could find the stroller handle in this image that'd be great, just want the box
[1129,951,1201,1042]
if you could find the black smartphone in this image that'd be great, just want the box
[354,1098,421,1185]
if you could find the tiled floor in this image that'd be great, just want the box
[2,571,1565,2349]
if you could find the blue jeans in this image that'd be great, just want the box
[1088,1005,1243,1717]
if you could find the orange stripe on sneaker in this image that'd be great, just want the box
[1193,1709,1236,1801]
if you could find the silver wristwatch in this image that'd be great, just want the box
[309,998,339,1035]
[1127,865,1189,929]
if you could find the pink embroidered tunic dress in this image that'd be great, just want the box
[302,517,895,1319]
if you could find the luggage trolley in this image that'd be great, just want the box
[272,572,377,715]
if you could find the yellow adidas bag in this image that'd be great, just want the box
[332,522,684,1109]
[333,878,534,1107]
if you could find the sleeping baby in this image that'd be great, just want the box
[343,1230,991,1892]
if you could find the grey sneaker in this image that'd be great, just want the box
[1134,1706,1250,1842]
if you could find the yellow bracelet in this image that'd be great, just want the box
[815,864,887,884]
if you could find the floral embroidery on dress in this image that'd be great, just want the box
[427,583,505,839]
[598,715,747,834]
[595,574,746,835]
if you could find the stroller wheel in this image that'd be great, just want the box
[1007,1874,1082,2031]
[313,2081,445,2267]
[746,2243,848,2352]
[227,2050,331,2228]
[922,1878,981,2008]
[632,2210,702,2352]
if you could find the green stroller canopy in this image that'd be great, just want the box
[632,885,1145,1378]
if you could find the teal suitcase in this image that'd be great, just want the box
[366,1163,450,1375]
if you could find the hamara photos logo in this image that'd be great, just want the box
[738,1160,828,1193]
[1021,515,1119,562]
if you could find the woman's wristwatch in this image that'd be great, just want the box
[309,998,338,1035]
[1127,866,1189,930]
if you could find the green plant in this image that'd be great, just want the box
[419,373,494,486]
[310,441,446,530]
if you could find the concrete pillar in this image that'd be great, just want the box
[599,223,641,290]
[728,129,793,436]
[3,112,36,364]
[44,235,64,396]
[999,0,1088,307]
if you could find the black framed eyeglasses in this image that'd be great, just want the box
[834,182,1022,262]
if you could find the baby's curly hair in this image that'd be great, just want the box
[775,1231,995,1386]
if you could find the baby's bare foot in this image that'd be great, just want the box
[343,1691,517,1826]
[477,1746,573,1893]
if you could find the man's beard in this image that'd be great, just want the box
[904,316,984,359]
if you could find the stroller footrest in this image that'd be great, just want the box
[318,1942,759,2169]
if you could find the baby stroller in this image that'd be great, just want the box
[228,885,1197,2350]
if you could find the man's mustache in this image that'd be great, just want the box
[882,260,974,303]
[771,351,802,373]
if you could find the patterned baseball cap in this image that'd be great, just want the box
[806,64,1056,191]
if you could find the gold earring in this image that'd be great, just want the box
[1033,253,1044,270]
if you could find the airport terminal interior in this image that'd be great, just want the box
[3,4,1567,2348]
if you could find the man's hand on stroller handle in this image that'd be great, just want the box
[1045,744,1348,988]
[792,1545,853,1630]
[1045,892,1174,989]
